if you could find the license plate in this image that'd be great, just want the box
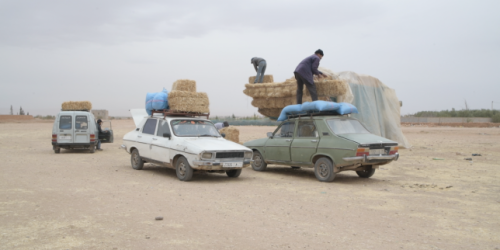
[223,162,243,168]
[370,149,385,155]
[59,136,72,140]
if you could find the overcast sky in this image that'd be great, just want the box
[1,0,499,117]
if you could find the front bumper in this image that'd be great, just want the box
[343,153,399,163]
[192,159,253,170]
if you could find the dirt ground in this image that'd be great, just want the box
[1,120,499,249]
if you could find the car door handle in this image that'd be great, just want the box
[137,135,142,138]
[311,140,317,142]
[153,138,158,140]
[286,139,292,142]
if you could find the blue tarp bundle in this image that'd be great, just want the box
[145,88,169,115]
[277,101,358,121]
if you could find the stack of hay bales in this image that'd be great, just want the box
[169,79,210,114]
[249,75,274,84]
[61,101,92,111]
[220,126,239,143]
[243,76,348,119]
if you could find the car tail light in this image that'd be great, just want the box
[389,146,399,155]
[52,134,57,142]
[356,147,369,157]
[90,134,95,142]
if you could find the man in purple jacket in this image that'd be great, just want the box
[294,49,326,104]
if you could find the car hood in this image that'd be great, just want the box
[178,137,251,153]
[243,138,268,147]
[338,133,397,145]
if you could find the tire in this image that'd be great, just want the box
[356,166,376,178]
[131,149,144,170]
[314,157,335,182]
[226,169,242,178]
[54,148,60,154]
[251,151,267,171]
[89,146,95,153]
[291,166,301,169]
[176,156,193,181]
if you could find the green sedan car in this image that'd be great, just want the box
[244,114,399,182]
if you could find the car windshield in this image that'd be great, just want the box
[327,119,370,134]
[170,119,220,137]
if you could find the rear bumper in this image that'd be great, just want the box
[52,142,97,147]
[343,153,399,163]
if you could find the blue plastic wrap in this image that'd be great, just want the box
[337,102,359,115]
[301,101,341,112]
[145,93,156,115]
[152,88,169,110]
[277,104,303,121]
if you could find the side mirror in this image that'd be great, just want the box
[163,132,171,139]
[267,132,273,138]
[221,133,226,138]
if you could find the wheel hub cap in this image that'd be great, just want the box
[319,163,328,177]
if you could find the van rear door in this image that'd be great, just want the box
[58,113,74,143]
[74,114,90,143]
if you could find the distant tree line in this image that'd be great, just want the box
[409,109,500,123]
[9,105,29,115]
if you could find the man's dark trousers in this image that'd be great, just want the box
[294,72,318,104]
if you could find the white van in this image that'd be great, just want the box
[51,111,114,153]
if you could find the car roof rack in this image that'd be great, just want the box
[60,109,90,112]
[286,110,346,120]
[150,109,210,119]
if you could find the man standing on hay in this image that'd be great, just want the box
[294,49,326,104]
[251,57,267,83]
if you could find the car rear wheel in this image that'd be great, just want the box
[89,146,95,153]
[251,151,267,171]
[314,157,335,182]
[226,169,242,178]
[176,156,193,181]
[131,149,144,170]
[356,166,375,178]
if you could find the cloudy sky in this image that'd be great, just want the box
[1,0,499,117]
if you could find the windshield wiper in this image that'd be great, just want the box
[198,134,218,137]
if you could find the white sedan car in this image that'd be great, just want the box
[121,109,253,181]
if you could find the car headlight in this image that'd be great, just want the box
[202,152,213,159]
[244,151,253,159]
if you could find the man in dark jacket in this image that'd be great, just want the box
[251,57,267,83]
[294,49,326,104]
[96,119,108,151]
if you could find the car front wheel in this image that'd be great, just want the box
[251,151,267,171]
[131,149,144,170]
[226,169,242,178]
[356,166,375,178]
[314,157,335,182]
[176,156,193,181]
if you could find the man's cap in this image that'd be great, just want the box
[97,119,102,123]
[223,121,229,127]
[315,49,324,56]
[251,57,255,63]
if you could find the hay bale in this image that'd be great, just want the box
[61,101,92,111]
[243,80,347,99]
[257,108,282,119]
[168,91,209,113]
[172,79,196,92]
[219,126,239,143]
[249,75,274,84]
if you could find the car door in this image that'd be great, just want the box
[150,120,172,163]
[264,121,295,162]
[74,114,90,144]
[291,120,319,164]
[57,113,74,144]
[138,118,158,159]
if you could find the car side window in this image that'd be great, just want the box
[156,120,171,137]
[142,119,157,135]
[273,121,295,138]
[297,120,318,137]
[59,115,72,129]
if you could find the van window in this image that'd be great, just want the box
[59,116,72,129]
[157,120,171,137]
[75,116,88,129]
[143,119,157,135]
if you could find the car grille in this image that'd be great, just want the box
[216,152,244,159]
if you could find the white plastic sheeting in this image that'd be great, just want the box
[317,68,410,148]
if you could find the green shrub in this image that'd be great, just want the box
[492,114,500,123]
